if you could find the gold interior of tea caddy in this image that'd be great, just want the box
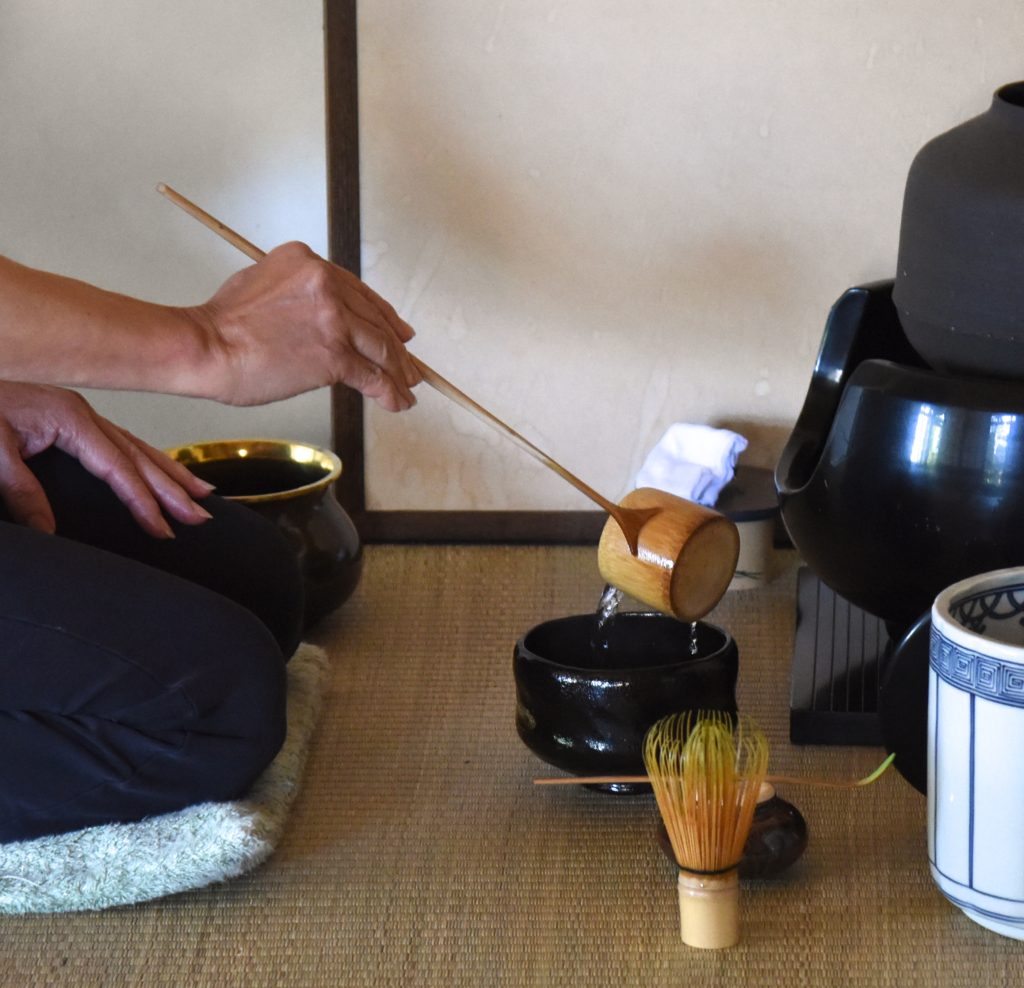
[165,438,342,504]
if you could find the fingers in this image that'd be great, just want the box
[50,406,210,538]
[116,428,216,502]
[200,242,422,410]
[305,252,421,404]
[334,284,420,410]
[0,383,213,540]
[0,423,56,533]
[67,419,216,538]
[339,352,415,413]
[340,266,416,343]
[104,425,217,526]
[343,328,418,411]
[63,430,174,539]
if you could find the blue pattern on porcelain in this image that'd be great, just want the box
[929,569,1024,940]
[930,625,1024,709]
[949,583,1024,637]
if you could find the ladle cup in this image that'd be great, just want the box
[599,488,739,622]
[157,185,740,620]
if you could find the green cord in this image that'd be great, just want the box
[856,752,897,786]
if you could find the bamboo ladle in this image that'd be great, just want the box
[157,183,658,555]
[157,185,740,620]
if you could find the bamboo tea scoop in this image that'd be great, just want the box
[158,184,740,620]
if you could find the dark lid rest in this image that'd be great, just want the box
[716,465,778,522]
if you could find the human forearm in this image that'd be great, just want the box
[0,244,420,409]
[0,241,419,543]
[0,255,214,395]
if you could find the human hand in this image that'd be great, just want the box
[187,242,421,411]
[0,381,215,538]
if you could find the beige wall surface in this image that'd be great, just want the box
[2,3,1022,514]
[0,0,330,450]
[360,2,1024,510]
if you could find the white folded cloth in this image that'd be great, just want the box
[634,423,748,507]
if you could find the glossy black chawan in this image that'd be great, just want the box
[776,281,1024,630]
[894,82,1024,380]
[514,613,738,793]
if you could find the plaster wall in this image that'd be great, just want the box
[360,2,1024,509]
[2,2,1022,513]
[0,0,330,450]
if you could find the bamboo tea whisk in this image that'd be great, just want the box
[643,711,769,949]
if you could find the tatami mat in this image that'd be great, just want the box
[1,545,1022,986]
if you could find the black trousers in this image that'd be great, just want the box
[0,449,304,842]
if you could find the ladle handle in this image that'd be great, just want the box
[157,183,619,517]
[158,184,265,262]
[409,358,616,513]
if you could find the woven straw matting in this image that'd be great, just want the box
[1,545,1022,986]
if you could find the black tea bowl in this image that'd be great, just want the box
[514,612,738,793]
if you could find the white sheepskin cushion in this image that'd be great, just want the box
[0,643,328,913]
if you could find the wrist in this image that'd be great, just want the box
[163,304,233,401]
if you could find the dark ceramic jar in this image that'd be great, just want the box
[893,82,1024,379]
[513,613,738,793]
[166,439,362,632]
